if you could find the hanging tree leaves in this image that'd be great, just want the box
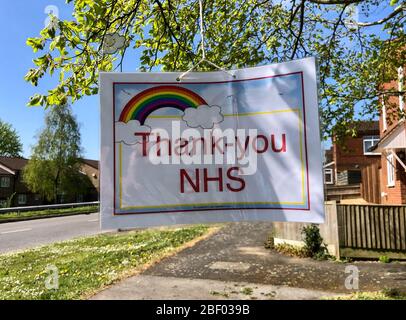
[24,0,406,140]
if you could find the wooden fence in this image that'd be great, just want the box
[273,202,406,259]
[337,204,406,251]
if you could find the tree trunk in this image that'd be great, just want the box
[54,167,61,204]
[54,181,58,204]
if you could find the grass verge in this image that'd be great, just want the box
[0,205,99,222]
[329,289,406,300]
[0,224,214,300]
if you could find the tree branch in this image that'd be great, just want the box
[307,0,363,4]
[153,0,196,63]
[355,4,405,27]
[290,1,305,59]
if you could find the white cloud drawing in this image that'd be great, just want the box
[115,120,151,145]
[102,33,127,54]
[182,105,224,129]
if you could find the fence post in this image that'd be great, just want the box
[326,200,341,259]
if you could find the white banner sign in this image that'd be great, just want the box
[100,57,324,229]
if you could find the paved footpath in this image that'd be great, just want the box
[92,222,406,300]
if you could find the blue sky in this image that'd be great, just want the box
[0,0,106,160]
[0,1,395,160]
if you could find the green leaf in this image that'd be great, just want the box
[27,94,43,106]
[26,37,44,52]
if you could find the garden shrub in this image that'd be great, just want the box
[301,224,329,260]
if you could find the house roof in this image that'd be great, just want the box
[0,157,99,172]
[333,121,380,140]
[80,159,99,169]
[0,167,11,175]
[0,157,28,171]
[352,120,380,134]
[371,120,406,152]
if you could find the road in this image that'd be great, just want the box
[0,213,102,254]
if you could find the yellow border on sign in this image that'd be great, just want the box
[118,109,306,209]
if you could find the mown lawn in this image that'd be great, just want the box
[0,225,211,300]
[0,205,99,222]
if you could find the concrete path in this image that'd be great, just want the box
[91,222,406,299]
[91,275,339,300]
[0,212,101,253]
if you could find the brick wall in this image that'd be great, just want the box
[333,136,381,172]
[0,174,15,204]
[379,77,404,134]
[378,66,406,205]
[380,152,406,204]
[0,172,42,206]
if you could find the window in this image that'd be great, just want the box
[387,154,395,187]
[0,200,6,207]
[324,168,334,185]
[17,194,27,205]
[363,136,380,155]
[0,176,10,188]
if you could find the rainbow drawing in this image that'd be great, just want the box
[119,85,207,124]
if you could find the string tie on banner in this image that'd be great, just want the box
[176,0,236,81]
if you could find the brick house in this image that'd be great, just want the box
[78,159,99,202]
[371,65,406,204]
[324,121,381,186]
[0,157,41,207]
[0,157,99,207]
